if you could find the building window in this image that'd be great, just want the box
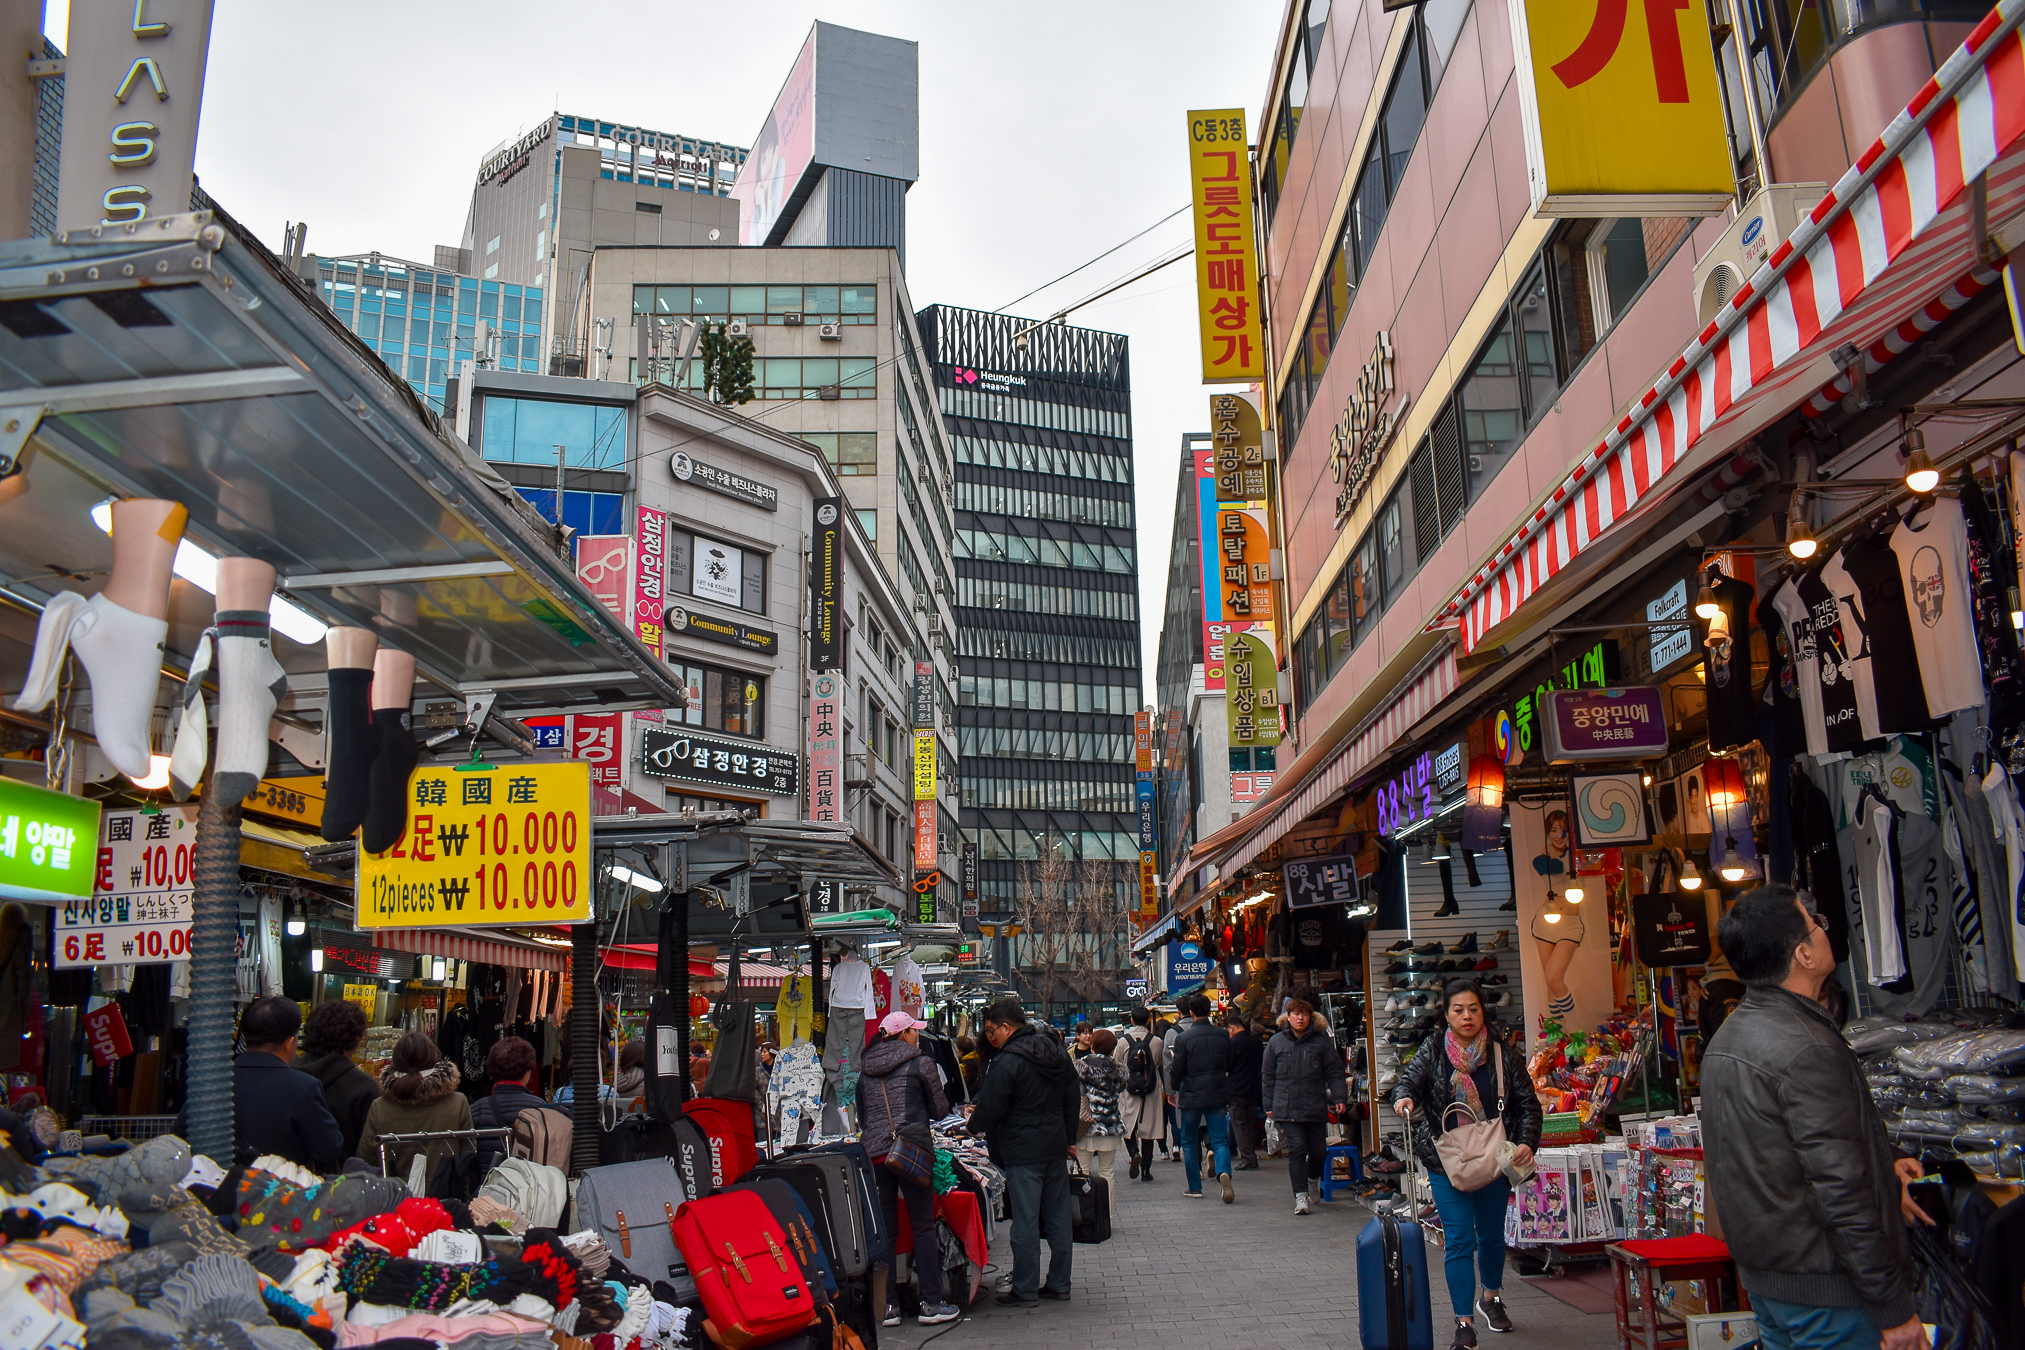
[665,659,765,738]
[800,432,879,475]
[1260,0,1335,231]
[520,489,625,537]
[667,529,766,613]
[478,395,626,469]
[632,284,876,325]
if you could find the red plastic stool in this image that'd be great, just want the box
[1606,1235,1750,1350]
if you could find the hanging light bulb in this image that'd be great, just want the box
[1786,492,1817,559]
[309,948,324,972]
[1680,855,1704,890]
[1543,907,1563,923]
[1565,884,1585,904]
[432,957,446,981]
[1694,580,1721,619]
[1704,605,1732,650]
[285,897,306,937]
[1904,429,1939,494]
[1720,840,1749,882]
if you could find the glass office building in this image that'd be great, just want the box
[916,305,1141,916]
[314,256,544,416]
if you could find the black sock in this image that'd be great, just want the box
[321,668,376,842]
[1462,849,1482,887]
[361,707,418,854]
[1434,858,1460,916]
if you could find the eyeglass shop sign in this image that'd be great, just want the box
[670,451,779,511]
[639,726,798,796]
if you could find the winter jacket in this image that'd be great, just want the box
[1168,1018,1232,1111]
[1075,1052,1127,1139]
[219,1052,344,1171]
[356,1059,474,1182]
[1701,985,1917,1328]
[969,1024,1080,1168]
[1111,1027,1166,1143]
[858,1036,951,1160]
[1390,1027,1539,1175]
[1225,1029,1265,1104]
[470,1081,550,1173]
[616,1066,646,1105]
[1263,1025,1349,1124]
[293,1050,380,1164]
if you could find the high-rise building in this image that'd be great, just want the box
[916,305,1142,952]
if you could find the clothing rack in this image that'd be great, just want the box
[375,1126,511,1177]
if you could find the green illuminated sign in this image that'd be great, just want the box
[0,778,100,903]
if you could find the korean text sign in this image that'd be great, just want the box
[358,762,593,928]
[640,726,798,797]
[1186,110,1263,382]
[1283,855,1361,911]
[807,671,844,823]
[1511,0,1736,211]
[59,805,197,968]
[0,777,98,904]
[1541,687,1669,761]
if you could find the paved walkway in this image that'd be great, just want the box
[878,1154,1622,1350]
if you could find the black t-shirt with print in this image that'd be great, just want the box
[1757,586,1807,759]
[1796,568,1866,754]
[1705,576,1758,752]
[1839,533,1935,733]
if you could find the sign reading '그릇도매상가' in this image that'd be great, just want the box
[357,761,593,928]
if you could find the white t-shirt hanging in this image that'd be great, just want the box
[1891,498,1986,717]
[1770,580,1828,757]
[258,894,283,998]
[828,954,878,1016]
[892,955,926,1018]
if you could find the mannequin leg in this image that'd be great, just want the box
[321,627,380,842]
[212,558,285,806]
[361,648,418,854]
[14,499,186,778]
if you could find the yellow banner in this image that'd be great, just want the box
[358,761,593,928]
[913,730,937,801]
[1227,627,1284,749]
[1515,0,1736,211]
[244,776,325,831]
[1186,109,1263,383]
[343,983,378,1015]
[1138,851,1159,919]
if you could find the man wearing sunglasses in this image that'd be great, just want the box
[1703,887,1931,1350]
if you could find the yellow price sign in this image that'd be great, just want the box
[358,761,593,928]
[913,730,936,801]
[343,983,378,1016]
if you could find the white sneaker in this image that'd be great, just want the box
[1294,1192,1312,1215]
[883,1305,902,1327]
[995,1273,1013,1295]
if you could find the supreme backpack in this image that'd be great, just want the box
[509,1105,574,1172]
[1125,1033,1157,1097]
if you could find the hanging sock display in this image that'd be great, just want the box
[321,628,379,842]
[212,598,286,807]
[167,629,214,801]
[361,649,419,855]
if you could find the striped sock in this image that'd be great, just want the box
[212,610,286,806]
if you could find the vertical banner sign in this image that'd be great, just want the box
[634,508,666,659]
[961,842,979,926]
[912,869,939,925]
[57,0,218,232]
[575,536,632,625]
[1509,0,1736,213]
[808,671,843,823]
[1212,390,1282,753]
[1135,709,1159,923]
[60,805,197,968]
[912,661,936,729]
[913,730,937,802]
[1195,445,1230,690]
[1185,109,1263,383]
[1227,629,1283,750]
[810,499,844,670]
[1139,852,1160,922]
[569,712,623,815]
[913,802,937,871]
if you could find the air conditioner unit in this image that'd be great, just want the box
[817,323,842,340]
[783,312,804,326]
[727,318,749,337]
[933,578,947,595]
[1690,183,1829,326]
[818,385,841,401]
[913,595,929,613]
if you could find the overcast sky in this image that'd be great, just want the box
[47,0,1283,691]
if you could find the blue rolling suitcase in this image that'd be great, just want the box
[1357,1137,1434,1350]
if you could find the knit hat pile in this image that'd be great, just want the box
[236,1168,409,1252]
[42,1135,190,1200]
[321,1199,456,1258]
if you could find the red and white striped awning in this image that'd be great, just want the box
[373,927,570,972]
[1185,648,1459,891]
[1436,3,2025,654]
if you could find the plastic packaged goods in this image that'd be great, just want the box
[1894,1029,2025,1078]
[1944,1072,2025,1103]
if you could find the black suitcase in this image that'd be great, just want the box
[1069,1164,1110,1244]
[751,1158,866,1277]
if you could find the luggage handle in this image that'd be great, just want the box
[665,1202,678,1249]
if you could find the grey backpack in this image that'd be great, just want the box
[572,1157,695,1300]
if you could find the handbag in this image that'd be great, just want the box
[1433,1042,1510,1193]
[1631,856,1712,968]
[1077,1082,1094,1136]
[873,1072,935,1189]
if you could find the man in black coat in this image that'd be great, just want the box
[230,995,344,1170]
[1224,1011,1265,1171]
[968,998,1078,1307]
[1169,992,1235,1202]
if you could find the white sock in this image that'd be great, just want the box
[167,630,214,801]
[15,593,166,779]
[212,610,284,805]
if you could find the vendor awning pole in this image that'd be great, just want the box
[186,789,240,1163]
[569,918,599,1176]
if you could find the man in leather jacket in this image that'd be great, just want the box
[1703,887,1931,1350]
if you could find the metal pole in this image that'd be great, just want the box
[1723,0,1772,192]
[185,788,240,1163]
[569,920,599,1175]
[553,444,566,528]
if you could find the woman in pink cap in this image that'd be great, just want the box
[861,1009,959,1327]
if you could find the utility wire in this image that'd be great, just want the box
[1018,244,1196,337]
[994,204,1192,313]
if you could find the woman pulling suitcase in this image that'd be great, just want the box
[1392,978,1542,1350]
[859,1010,962,1328]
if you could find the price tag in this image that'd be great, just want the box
[357,761,593,928]
[57,806,197,967]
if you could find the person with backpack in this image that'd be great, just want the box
[471,1036,571,1174]
[1169,993,1236,1203]
[1263,997,1348,1216]
[1111,1006,1166,1182]
[356,1032,473,1183]
[860,1011,960,1328]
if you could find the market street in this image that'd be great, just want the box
[880,1157,1620,1350]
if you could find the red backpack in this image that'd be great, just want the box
[670,1190,817,1349]
[684,1097,759,1188]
